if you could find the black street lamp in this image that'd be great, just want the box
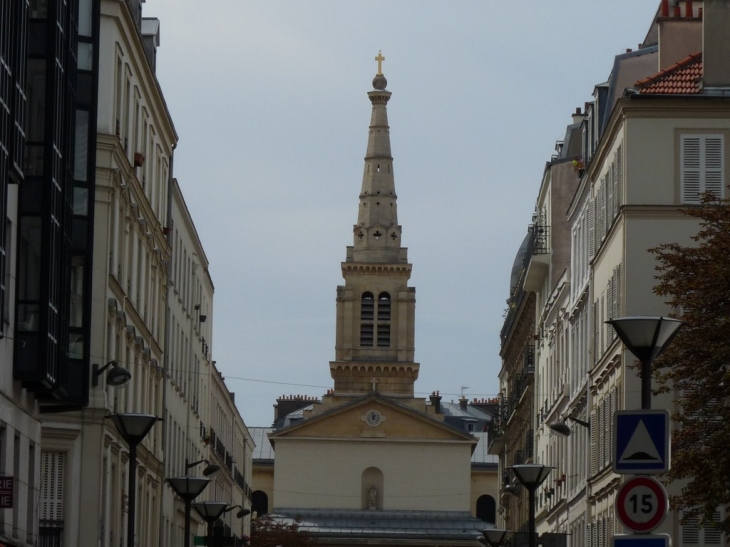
[509,464,553,547]
[167,476,211,547]
[107,413,160,547]
[606,316,684,409]
[186,458,221,477]
[548,415,590,437]
[478,528,511,547]
[193,502,252,546]
[194,501,228,543]
[92,360,132,387]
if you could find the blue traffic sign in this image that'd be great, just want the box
[613,410,670,474]
[612,534,670,547]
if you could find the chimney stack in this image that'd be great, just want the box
[703,0,730,89]
[572,107,584,125]
[429,391,442,414]
[657,0,702,71]
[274,394,319,424]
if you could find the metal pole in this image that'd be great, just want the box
[184,497,192,547]
[127,443,137,547]
[642,359,652,409]
[207,519,215,546]
[528,486,536,547]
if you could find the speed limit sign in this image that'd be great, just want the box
[616,476,668,533]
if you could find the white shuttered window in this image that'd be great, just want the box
[681,134,724,203]
[40,451,65,522]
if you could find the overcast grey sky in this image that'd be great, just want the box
[144,1,660,427]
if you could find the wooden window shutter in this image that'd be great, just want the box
[603,396,611,467]
[592,301,598,366]
[588,201,596,261]
[607,163,615,227]
[597,399,605,468]
[616,263,622,319]
[682,135,702,203]
[600,295,605,356]
[613,148,621,217]
[610,387,617,465]
[704,136,724,198]
[590,408,598,475]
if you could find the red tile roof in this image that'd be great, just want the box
[635,52,703,94]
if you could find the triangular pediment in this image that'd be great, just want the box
[268,395,476,445]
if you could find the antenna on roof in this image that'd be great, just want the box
[460,386,469,397]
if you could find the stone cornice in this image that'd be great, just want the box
[341,262,412,276]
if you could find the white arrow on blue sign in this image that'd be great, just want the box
[612,534,670,547]
[613,409,670,474]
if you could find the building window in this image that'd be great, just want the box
[39,451,65,547]
[360,292,392,348]
[377,292,391,347]
[360,292,374,346]
[681,134,724,203]
[476,495,496,523]
[681,510,723,545]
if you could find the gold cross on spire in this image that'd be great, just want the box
[375,50,385,76]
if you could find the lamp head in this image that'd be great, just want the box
[509,464,554,490]
[549,421,571,437]
[107,413,159,446]
[92,360,132,388]
[186,458,221,477]
[606,316,684,364]
[481,529,511,547]
[203,463,221,477]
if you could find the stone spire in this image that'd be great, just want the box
[331,56,418,398]
[352,56,405,264]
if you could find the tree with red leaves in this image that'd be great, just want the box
[249,515,318,547]
[651,193,730,535]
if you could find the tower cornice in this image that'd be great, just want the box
[341,262,412,277]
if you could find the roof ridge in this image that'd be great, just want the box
[635,51,702,88]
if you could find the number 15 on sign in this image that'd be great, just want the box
[616,476,668,533]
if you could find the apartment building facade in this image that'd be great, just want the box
[493,2,729,546]
[1,2,252,546]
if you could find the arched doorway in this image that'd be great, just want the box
[476,494,496,523]
[251,490,269,517]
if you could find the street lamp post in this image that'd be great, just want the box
[509,464,553,547]
[107,413,160,547]
[194,501,229,543]
[167,476,211,547]
[606,316,684,409]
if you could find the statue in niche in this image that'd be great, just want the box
[368,486,377,510]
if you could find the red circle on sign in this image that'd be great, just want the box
[616,476,668,533]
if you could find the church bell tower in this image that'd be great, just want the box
[330,53,419,397]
